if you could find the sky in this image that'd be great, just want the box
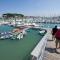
[0,0,60,16]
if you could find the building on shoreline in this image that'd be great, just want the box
[0,13,60,25]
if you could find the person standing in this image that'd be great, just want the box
[55,29,60,49]
[52,25,58,40]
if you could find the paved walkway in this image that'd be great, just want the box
[44,29,60,60]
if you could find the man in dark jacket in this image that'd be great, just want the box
[52,25,58,40]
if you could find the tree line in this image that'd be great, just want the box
[2,13,24,19]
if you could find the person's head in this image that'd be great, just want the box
[55,25,57,28]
